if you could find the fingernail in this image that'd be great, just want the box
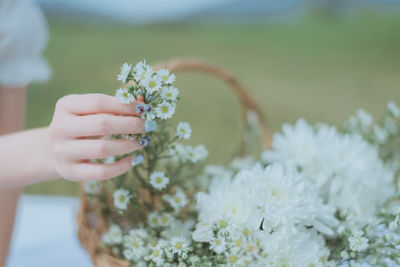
[144,120,157,132]
[131,155,144,166]
[135,103,146,114]
[139,136,152,147]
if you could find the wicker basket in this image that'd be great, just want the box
[77,59,271,267]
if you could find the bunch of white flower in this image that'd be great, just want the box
[193,163,337,266]
[261,118,395,228]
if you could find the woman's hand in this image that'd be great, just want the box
[49,94,146,182]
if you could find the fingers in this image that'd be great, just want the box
[54,139,142,160]
[56,94,142,116]
[53,114,145,137]
[68,157,134,181]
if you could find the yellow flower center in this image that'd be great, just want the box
[162,75,169,81]
[119,195,126,202]
[152,250,160,257]
[174,242,182,249]
[174,197,181,203]
[235,239,241,247]
[219,220,228,228]
[122,92,129,98]
[243,228,250,236]
[161,106,169,113]
[155,177,163,184]
[229,255,238,263]
[149,80,157,88]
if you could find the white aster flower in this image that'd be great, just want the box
[161,86,179,101]
[210,236,227,254]
[83,180,99,194]
[349,230,369,252]
[148,212,161,228]
[185,145,208,163]
[150,171,169,190]
[164,189,188,210]
[102,224,123,245]
[133,60,152,83]
[170,236,189,256]
[157,69,176,84]
[147,241,166,266]
[144,75,162,94]
[387,101,400,117]
[113,189,131,210]
[176,122,192,139]
[123,235,146,261]
[117,63,131,83]
[159,213,175,227]
[155,101,176,119]
[116,88,134,104]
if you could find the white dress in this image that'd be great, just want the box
[0,0,50,87]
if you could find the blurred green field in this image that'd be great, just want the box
[24,13,400,196]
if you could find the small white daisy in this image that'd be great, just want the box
[164,189,188,210]
[150,171,170,190]
[155,101,176,120]
[159,213,175,227]
[157,69,176,84]
[83,181,100,194]
[144,75,162,94]
[348,230,368,252]
[113,189,131,210]
[133,60,152,83]
[210,236,227,254]
[102,224,123,245]
[170,236,189,256]
[176,122,192,139]
[117,63,131,83]
[148,212,161,228]
[185,145,208,163]
[116,88,134,104]
[161,86,179,101]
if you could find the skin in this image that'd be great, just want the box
[0,90,145,265]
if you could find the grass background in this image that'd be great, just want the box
[24,12,400,196]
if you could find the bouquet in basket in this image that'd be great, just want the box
[80,60,400,267]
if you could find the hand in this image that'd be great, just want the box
[49,94,145,181]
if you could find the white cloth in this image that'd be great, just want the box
[0,0,51,87]
[7,195,93,267]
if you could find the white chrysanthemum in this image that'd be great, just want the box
[116,88,134,104]
[161,86,179,101]
[102,224,123,245]
[113,189,131,210]
[163,189,188,210]
[236,164,338,235]
[149,171,169,190]
[170,236,189,256]
[176,122,192,139]
[155,101,176,119]
[133,60,152,83]
[262,119,395,227]
[117,63,131,83]
[261,226,331,267]
[83,180,99,194]
[144,75,162,94]
[157,69,176,84]
[349,230,368,252]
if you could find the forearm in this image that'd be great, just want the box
[0,127,59,189]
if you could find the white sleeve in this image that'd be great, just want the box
[0,0,51,87]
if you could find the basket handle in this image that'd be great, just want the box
[153,59,272,150]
